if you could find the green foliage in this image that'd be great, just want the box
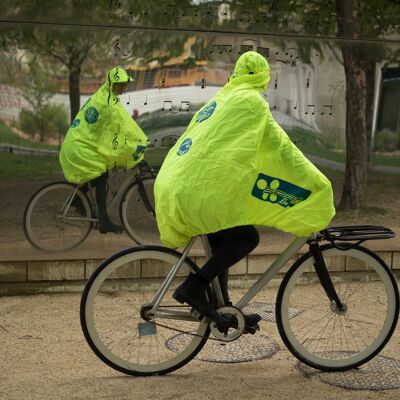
[43,104,69,136]
[0,119,56,149]
[19,108,37,137]
[19,103,68,141]
[286,127,345,164]
[0,152,62,181]
[20,57,59,110]
[374,129,400,152]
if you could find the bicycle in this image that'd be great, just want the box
[23,161,160,252]
[80,224,399,376]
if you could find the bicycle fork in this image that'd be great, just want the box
[309,241,346,313]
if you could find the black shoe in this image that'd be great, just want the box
[173,273,220,321]
[99,220,124,234]
[243,313,261,334]
[245,313,262,326]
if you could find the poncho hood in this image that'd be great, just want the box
[225,51,270,93]
[97,66,134,106]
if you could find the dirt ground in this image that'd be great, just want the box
[1,287,400,400]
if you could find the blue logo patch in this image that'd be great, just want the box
[133,145,147,161]
[71,119,80,128]
[84,107,99,124]
[177,138,192,156]
[252,173,311,208]
[195,100,216,123]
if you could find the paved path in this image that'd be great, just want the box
[1,291,400,400]
[306,153,400,174]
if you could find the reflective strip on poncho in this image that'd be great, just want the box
[60,67,149,184]
[154,51,335,248]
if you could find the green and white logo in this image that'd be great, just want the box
[252,173,311,207]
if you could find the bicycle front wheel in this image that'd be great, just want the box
[80,246,209,376]
[276,244,399,371]
[120,178,162,245]
[23,182,92,252]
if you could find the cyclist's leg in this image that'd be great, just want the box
[207,226,261,330]
[201,225,259,282]
[207,233,230,304]
[92,173,123,234]
[174,226,260,324]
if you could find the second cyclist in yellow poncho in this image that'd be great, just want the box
[154,51,335,328]
[60,67,149,233]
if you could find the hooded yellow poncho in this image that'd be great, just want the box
[155,51,335,248]
[60,67,149,184]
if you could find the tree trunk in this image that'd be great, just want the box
[336,0,369,210]
[365,65,375,155]
[68,64,81,123]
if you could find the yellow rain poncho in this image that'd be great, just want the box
[155,51,335,248]
[60,67,149,184]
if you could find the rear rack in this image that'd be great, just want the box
[320,225,395,250]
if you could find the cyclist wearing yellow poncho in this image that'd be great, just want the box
[60,66,149,233]
[154,51,335,327]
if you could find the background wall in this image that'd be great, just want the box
[0,0,399,261]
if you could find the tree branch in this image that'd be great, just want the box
[30,33,68,65]
[326,41,343,65]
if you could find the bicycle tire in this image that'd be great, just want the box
[80,246,210,376]
[276,244,399,371]
[23,181,92,252]
[120,178,162,245]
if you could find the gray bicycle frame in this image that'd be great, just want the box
[150,234,310,320]
[62,168,137,222]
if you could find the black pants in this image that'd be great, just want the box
[80,173,109,223]
[199,225,260,303]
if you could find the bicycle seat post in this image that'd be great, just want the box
[200,235,225,307]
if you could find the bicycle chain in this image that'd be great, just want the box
[146,304,232,342]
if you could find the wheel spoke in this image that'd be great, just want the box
[81,248,208,376]
[277,246,398,371]
[121,179,162,245]
[24,183,91,251]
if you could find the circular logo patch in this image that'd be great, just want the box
[195,100,217,123]
[177,138,192,156]
[71,118,80,128]
[84,107,99,124]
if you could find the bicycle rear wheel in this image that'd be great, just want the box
[276,244,399,371]
[23,182,92,252]
[120,178,162,245]
[80,246,209,376]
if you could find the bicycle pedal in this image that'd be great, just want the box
[243,323,260,335]
[190,308,202,321]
